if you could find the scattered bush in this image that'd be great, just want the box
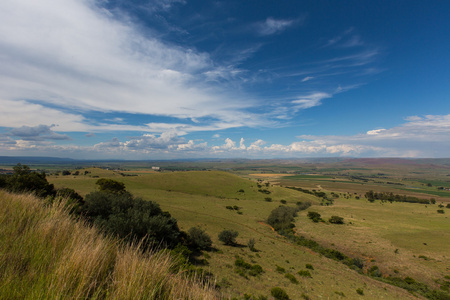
[188,227,212,250]
[437,209,445,214]
[446,204,450,209]
[305,264,314,270]
[280,199,287,204]
[218,230,239,245]
[271,287,290,300]
[329,215,344,224]
[264,197,272,202]
[356,288,364,295]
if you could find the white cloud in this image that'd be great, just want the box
[4,114,450,158]
[256,17,296,36]
[0,0,264,133]
[292,92,332,110]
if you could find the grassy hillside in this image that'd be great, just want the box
[0,190,218,299]
[45,169,448,299]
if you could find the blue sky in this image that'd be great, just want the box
[1,0,450,159]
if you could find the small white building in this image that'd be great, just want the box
[152,166,160,171]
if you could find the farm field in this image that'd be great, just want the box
[42,158,450,299]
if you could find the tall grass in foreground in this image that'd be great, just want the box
[0,190,219,299]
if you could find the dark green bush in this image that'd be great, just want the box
[305,264,314,270]
[275,265,286,273]
[95,178,126,194]
[271,287,289,300]
[5,164,55,198]
[298,270,312,278]
[284,273,299,284]
[437,209,445,214]
[267,206,298,231]
[296,201,312,211]
[218,230,239,245]
[188,227,212,250]
[307,211,321,222]
[265,197,272,202]
[356,288,364,295]
[83,191,181,248]
[329,215,344,224]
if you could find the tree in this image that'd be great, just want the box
[82,190,181,248]
[6,163,55,198]
[218,230,238,245]
[329,215,344,224]
[188,227,212,250]
[307,211,321,222]
[267,206,297,231]
[95,178,126,194]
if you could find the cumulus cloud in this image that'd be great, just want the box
[3,114,450,158]
[8,125,70,141]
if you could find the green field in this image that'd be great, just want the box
[41,160,450,299]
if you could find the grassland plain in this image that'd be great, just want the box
[0,190,218,299]
[45,168,442,299]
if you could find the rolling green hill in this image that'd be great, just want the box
[44,168,450,299]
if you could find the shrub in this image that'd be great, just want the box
[307,211,321,222]
[446,204,450,209]
[437,209,445,214]
[249,264,264,276]
[188,227,212,250]
[296,201,312,211]
[275,265,286,273]
[218,230,239,245]
[284,273,298,284]
[82,191,181,248]
[5,164,55,198]
[265,197,272,202]
[305,264,314,270]
[271,287,289,300]
[267,206,298,231]
[280,199,287,204]
[329,215,344,224]
[248,238,256,251]
[298,270,312,278]
[356,288,364,295]
[95,178,126,194]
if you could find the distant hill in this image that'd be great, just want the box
[0,156,76,164]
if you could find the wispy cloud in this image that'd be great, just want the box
[256,17,297,36]
[0,0,264,134]
[292,92,332,110]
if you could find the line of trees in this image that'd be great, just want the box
[364,190,433,204]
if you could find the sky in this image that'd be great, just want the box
[1,0,450,160]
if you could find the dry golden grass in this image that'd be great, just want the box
[0,190,219,299]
